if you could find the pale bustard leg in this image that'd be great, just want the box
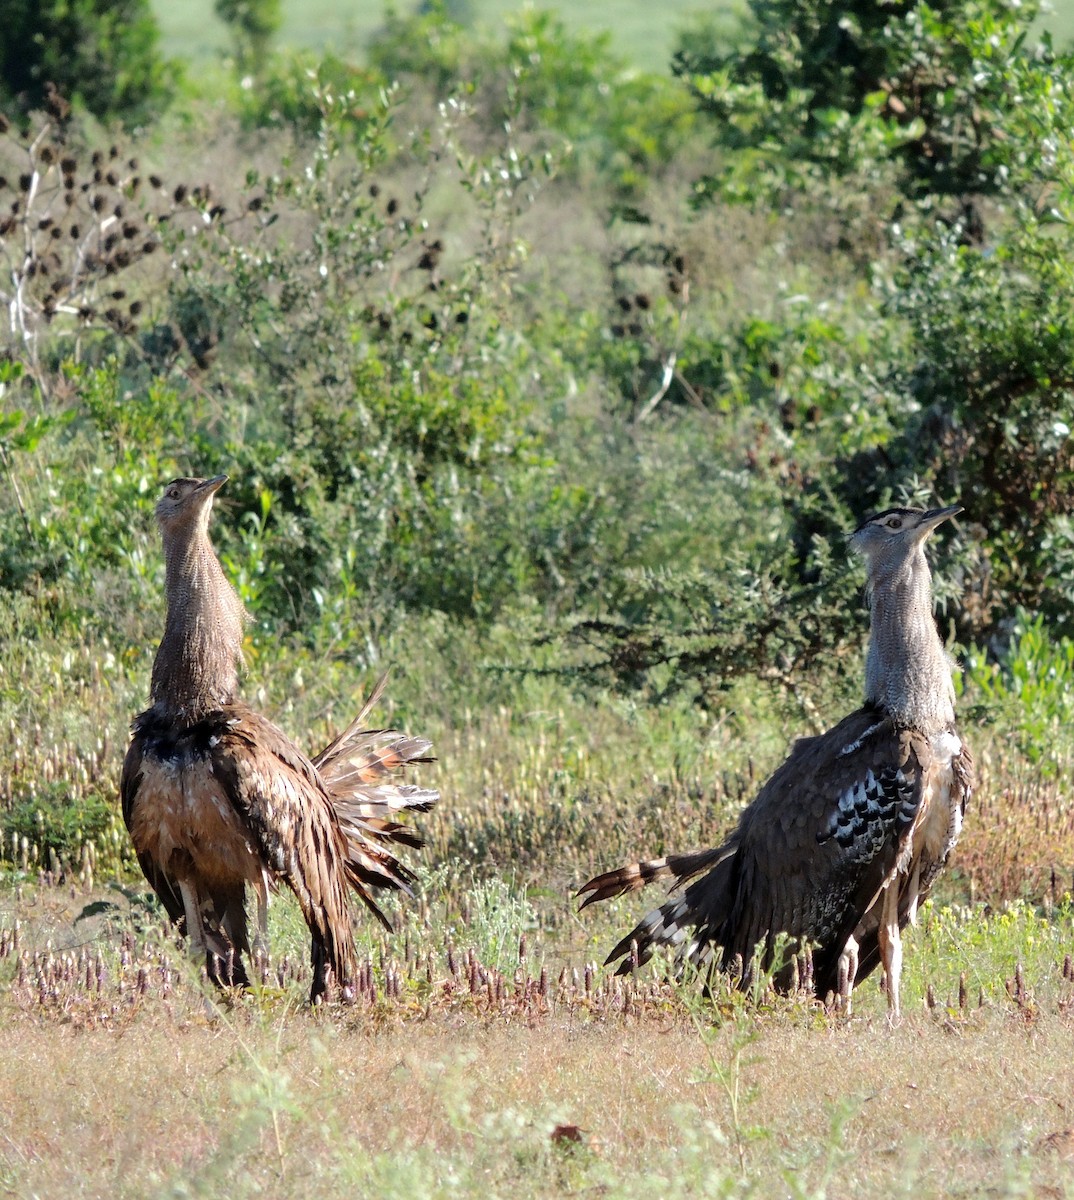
[837,933,860,1014]
[877,884,903,1022]
[178,879,207,958]
[253,869,271,979]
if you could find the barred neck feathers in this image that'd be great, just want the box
[851,505,961,735]
[149,476,246,720]
[864,548,954,732]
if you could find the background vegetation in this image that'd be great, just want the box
[2,0,1074,1194]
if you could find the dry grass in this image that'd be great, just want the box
[3,970,1074,1198]
[4,870,1074,1198]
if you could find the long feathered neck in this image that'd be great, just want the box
[149,515,246,720]
[864,544,955,732]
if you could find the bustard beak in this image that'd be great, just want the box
[196,474,228,496]
[915,504,962,539]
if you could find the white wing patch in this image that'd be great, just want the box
[838,721,885,758]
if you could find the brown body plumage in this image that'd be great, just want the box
[122,475,438,1002]
[579,505,973,1018]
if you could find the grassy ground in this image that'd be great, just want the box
[3,879,1074,1198]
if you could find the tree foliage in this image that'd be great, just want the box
[674,0,1051,201]
[0,0,174,124]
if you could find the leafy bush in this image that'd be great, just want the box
[215,0,281,77]
[370,6,697,191]
[674,0,1050,202]
[0,0,175,125]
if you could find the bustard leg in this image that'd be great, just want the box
[178,880,207,957]
[877,884,903,1022]
[837,934,860,1015]
[253,871,271,982]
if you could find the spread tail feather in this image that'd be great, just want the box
[577,846,728,909]
[313,675,439,916]
[579,843,740,973]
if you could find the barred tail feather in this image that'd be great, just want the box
[583,842,741,974]
[577,846,729,909]
[311,677,440,919]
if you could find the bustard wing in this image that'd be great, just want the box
[589,707,933,987]
[718,707,930,985]
[210,705,423,934]
[201,706,360,982]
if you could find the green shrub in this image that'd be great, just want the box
[215,0,281,77]
[0,0,175,125]
[674,0,1049,202]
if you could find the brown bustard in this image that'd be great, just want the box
[579,505,973,1018]
[122,475,438,1003]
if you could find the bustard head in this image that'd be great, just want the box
[850,505,961,585]
[155,475,228,539]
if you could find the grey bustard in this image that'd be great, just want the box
[578,506,973,1018]
[122,475,438,1003]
